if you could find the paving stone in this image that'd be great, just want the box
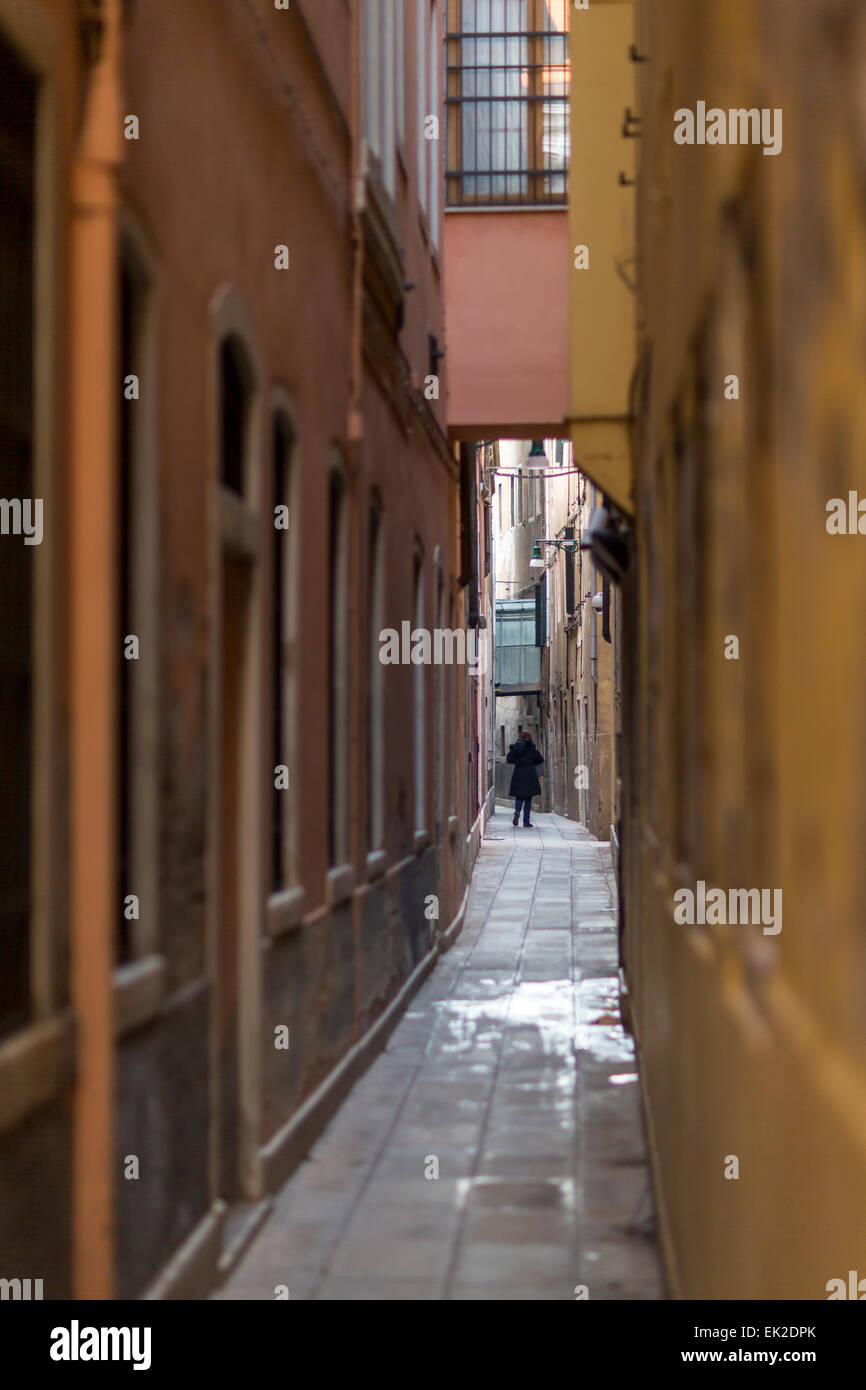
[464,1177,575,1208]
[361,1176,465,1210]
[373,1146,479,1181]
[385,1122,485,1153]
[315,1276,438,1300]
[462,1206,574,1246]
[212,1262,319,1300]
[447,1284,568,1300]
[451,1240,577,1287]
[479,1153,573,1180]
[329,1232,453,1279]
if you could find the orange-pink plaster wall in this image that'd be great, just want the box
[444,210,569,437]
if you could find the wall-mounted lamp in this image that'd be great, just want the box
[530,537,578,569]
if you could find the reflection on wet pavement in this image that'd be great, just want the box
[215,809,665,1301]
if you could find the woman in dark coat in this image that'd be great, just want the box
[506,729,544,827]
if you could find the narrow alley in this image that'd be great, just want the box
[9,0,866,1339]
[215,810,662,1301]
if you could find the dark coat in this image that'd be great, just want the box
[506,738,544,799]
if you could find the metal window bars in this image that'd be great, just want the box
[445,0,570,208]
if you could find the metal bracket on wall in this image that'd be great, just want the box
[621,107,643,139]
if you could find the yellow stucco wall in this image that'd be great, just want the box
[568,0,636,514]
[622,0,866,1298]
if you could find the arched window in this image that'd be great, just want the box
[367,495,385,854]
[434,565,446,838]
[328,469,349,866]
[211,289,263,1199]
[272,412,294,890]
[116,223,159,966]
[413,549,426,834]
[219,336,253,496]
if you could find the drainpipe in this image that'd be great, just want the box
[69,0,122,1300]
[346,0,364,908]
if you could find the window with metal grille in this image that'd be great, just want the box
[445,0,569,207]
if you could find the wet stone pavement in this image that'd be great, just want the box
[214,809,665,1300]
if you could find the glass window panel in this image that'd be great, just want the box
[505,68,522,97]
[511,0,527,32]
[544,35,567,65]
[543,0,567,31]
[449,0,568,205]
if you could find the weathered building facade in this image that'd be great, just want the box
[602,0,866,1299]
[0,0,488,1301]
[544,457,618,842]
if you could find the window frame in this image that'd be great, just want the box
[363,0,404,198]
[367,492,385,857]
[327,463,350,870]
[445,0,570,209]
[269,401,298,896]
[114,214,161,979]
[265,387,305,937]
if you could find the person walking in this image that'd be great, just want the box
[506,728,544,827]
